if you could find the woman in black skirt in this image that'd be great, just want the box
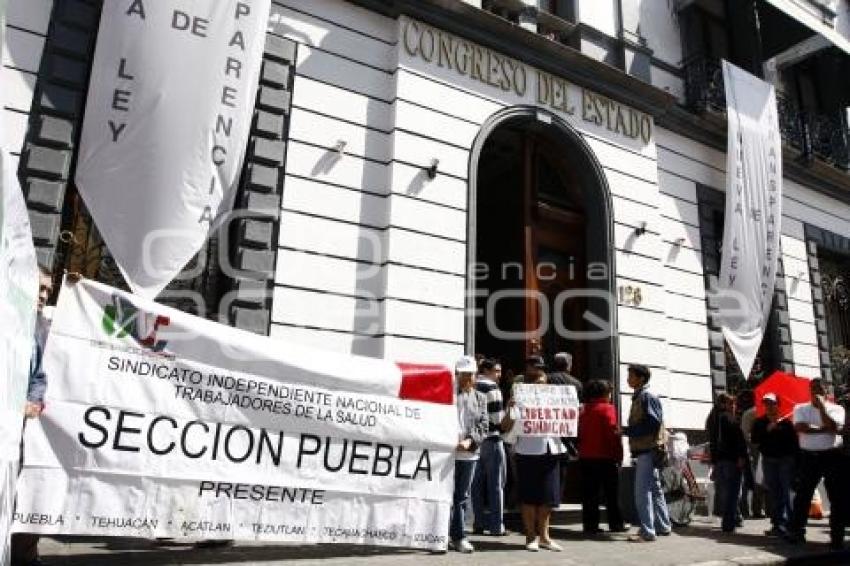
[510,356,566,552]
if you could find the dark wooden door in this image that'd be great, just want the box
[521,134,587,378]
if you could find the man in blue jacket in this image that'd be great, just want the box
[622,364,671,542]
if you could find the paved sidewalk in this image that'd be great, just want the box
[38,515,850,566]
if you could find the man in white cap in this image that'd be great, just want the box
[751,392,798,536]
[448,356,488,553]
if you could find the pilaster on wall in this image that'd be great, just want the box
[228,34,297,335]
[696,184,794,391]
[696,186,730,389]
[803,225,850,383]
[772,258,795,374]
[19,0,102,271]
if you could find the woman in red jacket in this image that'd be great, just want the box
[578,379,626,536]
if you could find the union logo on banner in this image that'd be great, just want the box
[101,294,170,353]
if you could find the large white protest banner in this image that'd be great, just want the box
[75,1,270,299]
[13,279,457,549]
[0,148,39,563]
[513,384,579,437]
[715,61,782,379]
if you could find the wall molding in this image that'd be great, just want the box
[228,35,297,335]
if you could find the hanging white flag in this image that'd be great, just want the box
[75,0,270,298]
[715,61,782,379]
[0,149,39,563]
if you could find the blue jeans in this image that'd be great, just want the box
[634,451,671,538]
[472,438,506,534]
[714,460,743,532]
[450,460,477,541]
[762,455,794,531]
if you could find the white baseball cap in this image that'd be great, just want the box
[455,355,477,374]
[762,392,778,403]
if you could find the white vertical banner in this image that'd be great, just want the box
[716,61,783,379]
[75,0,270,299]
[0,148,39,564]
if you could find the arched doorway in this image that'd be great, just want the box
[466,107,618,385]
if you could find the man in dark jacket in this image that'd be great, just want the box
[706,392,748,533]
[751,393,798,536]
[546,352,582,496]
[547,352,582,401]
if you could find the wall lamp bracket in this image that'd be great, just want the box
[427,158,439,180]
[333,140,347,156]
[634,221,648,237]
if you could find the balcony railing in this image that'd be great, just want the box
[683,56,850,171]
[808,112,850,169]
[683,57,725,113]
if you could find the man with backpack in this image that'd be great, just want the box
[622,364,671,542]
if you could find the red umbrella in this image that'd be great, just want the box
[754,370,812,420]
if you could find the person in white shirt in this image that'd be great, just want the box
[787,378,846,549]
[510,356,565,552]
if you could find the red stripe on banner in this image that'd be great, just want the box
[397,363,454,405]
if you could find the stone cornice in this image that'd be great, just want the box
[348,0,675,116]
[347,0,850,204]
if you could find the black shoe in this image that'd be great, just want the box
[829,541,845,552]
[751,513,766,519]
[471,527,485,535]
[609,526,629,533]
[764,527,785,537]
[583,528,603,537]
[783,532,805,545]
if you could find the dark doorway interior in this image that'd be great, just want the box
[474,121,594,380]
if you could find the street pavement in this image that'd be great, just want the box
[38,514,850,566]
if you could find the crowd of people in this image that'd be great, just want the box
[449,353,671,553]
[10,273,850,564]
[449,351,850,555]
[706,377,848,549]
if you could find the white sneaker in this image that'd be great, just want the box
[456,538,474,553]
[540,540,563,552]
[526,539,540,551]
